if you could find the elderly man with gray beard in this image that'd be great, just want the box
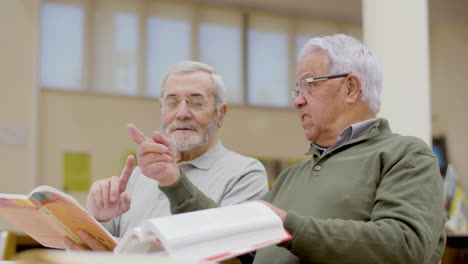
[68,61,268,246]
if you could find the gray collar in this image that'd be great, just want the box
[312,118,377,156]
[177,141,226,170]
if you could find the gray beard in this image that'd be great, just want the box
[161,115,218,152]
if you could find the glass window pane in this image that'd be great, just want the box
[248,15,289,107]
[115,13,139,94]
[93,0,141,95]
[40,2,84,90]
[146,18,191,97]
[199,8,242,104]
[146,2,192,98]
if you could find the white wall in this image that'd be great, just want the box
[363,0,431,144]
[0,0,40,231]
[0,0,40,194]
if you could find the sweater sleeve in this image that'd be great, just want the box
[160,160,268,214]
[159,171,219,213]
[276,150,446,264]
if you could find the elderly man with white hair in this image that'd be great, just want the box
[131,35,445,264]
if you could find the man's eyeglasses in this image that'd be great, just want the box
[291,73,350,99]
[162,95,209,111]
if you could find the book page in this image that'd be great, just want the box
[114,227,165,254]
[175,224,291,262]
[0,193,30,200]
[0,198,68,248]
[145,202,284,250]
[31,185,80,204]
[32,189,118,250]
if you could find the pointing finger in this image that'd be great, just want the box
[152,131,174,157]
[128,123,148,145]
[109,176,121,203]
[119,155,135,192]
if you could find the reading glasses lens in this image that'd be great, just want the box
[164,97,206,110]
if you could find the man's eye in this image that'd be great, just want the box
[166,100,179,107]
[190,100,204,108]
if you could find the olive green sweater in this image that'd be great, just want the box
[161,119,446,264]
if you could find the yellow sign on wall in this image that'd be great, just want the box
[63,152,91,191]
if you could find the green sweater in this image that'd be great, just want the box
[161,119,446,264]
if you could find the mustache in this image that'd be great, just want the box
[165,120,200,132]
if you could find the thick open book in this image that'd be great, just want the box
[0,185,118,250]
[114,201,292,262]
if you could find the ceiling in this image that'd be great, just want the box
[190,0,361,22]
[188,0,468,23]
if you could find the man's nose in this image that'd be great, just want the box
[175,101,193,120]
[293,94,307,109]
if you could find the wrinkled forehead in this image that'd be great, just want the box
[163,71,214,98]
[295,51,331,80]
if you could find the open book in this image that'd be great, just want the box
[0,185,118,250]
[114,201,292,262]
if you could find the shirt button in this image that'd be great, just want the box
[158,194,165,200]
[314,165,321,171]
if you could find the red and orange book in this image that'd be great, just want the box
[0,185,117,250]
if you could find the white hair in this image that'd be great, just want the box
[160,61,226,112]
[298,34,382,114]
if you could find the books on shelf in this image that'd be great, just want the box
[0,185,118,250]
[443,164,468,233]
[114,201,292,262]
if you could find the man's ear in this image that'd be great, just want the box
[217,104,228,128]
[345,74,361,104]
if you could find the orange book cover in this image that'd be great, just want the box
[0,186,117,250]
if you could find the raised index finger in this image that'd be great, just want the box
[127,123,148,145]
[152,131,175,158]
[119,155,135,192]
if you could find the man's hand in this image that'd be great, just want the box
[85,155,134,222]
[257,201,288,222]
[64,231,112,251]
[127,123,180,187]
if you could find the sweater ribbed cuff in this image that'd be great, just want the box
[159,171,195,206]
[278,210,306,249]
